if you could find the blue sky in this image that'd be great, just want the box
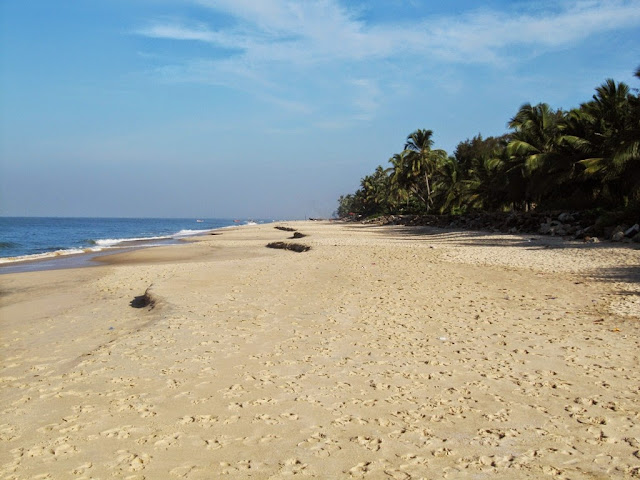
[1,0,639,219]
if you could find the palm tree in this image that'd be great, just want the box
[339,68,640,215]
[359,165,393,216]
[507,103,563,168]
[403,129,448,211]
[435,155,463,213]
[463,156,507,211]
[574,79,635,206]
[453,134,510,211]
[612,71,640,201]
[388,152,411,210]
[506,103,568,209]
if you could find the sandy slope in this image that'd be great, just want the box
[0,222,639,479]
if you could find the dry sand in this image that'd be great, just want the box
[1,221,639,479]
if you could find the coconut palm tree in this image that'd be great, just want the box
[403,129,448,211]
[573,79,636,206]
[611,71,640,201]
[506,103,568,209]
[507,103,565,170]
[434,155,464,213]
[388,152,412,210]
[359,166,393,216]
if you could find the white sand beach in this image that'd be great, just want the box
[1,221,639,479]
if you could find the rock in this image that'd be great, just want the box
[575,226,593,239]
[612,225,626,235]
[605,225,624,239]
[611,231,625,242]
[540,220,563,235]
[632,232,640,243]
[558,212,574,222]
[539,222,552,235]
[625,223,639,237]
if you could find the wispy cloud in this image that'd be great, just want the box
[139,1,640,62]
[134,0,640,122]
[137,22,219,43]
[424,1,640,63]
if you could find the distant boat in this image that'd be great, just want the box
[196,219,204,223]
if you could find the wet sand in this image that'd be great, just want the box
[1,221,639,478]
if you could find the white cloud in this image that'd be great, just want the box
[139,0,640,63]
[424,1,640,63]
[134,0,640,121]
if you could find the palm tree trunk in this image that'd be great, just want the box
[411,186,428,210]
[425,172,433,212]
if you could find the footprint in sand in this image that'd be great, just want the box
[473,428,519,446]
[178,415,219,428]
[280,412,299,421]
[351,435,382,451]
[170,464,201,478]
[483,408,511,422]
[276,458,312,476]
[198,435,231,450]
[347,461,372,477]
[252,414,281,425]
[70,462,93,475]
[0,424,18,441]
[111,395,156,418]
[221,384,245,398]
[108,450,152,472]
[100,425,135,439]
[137,432,182,449]
[332,415,369,427]
[241,434,280,446]
[219,459,262,474]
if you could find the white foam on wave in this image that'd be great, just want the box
[173,229,211,237]
[94,229,211,247]
[0,227,219,266]
[0,247,91,265]
[94,235,171,247]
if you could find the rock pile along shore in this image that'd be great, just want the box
[362,211,640,243]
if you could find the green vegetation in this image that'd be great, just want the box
[337,68,640,219]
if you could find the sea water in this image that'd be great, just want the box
[0,217,263,272]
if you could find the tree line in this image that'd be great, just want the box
[336,68,640,219]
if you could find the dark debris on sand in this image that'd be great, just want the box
[266,242,311,253]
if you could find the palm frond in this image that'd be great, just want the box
[578,157,607,175]
[506,140,537,156]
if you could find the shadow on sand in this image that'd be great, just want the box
[343,223,640,288]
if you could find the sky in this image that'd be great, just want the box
[1,1,639,219]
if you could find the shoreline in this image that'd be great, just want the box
[1,221,639,478]
[0,225,242,274]
[0,239,192,275]
[2,216,636,275]
[0,217,271,274]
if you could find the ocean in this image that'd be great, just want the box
[0,217,262,273]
